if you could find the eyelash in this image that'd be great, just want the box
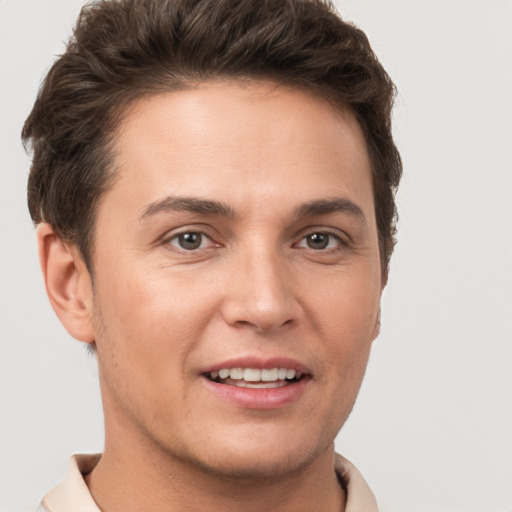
[163,229,348,254]
[164,231,217,251]
[294,230,347,253]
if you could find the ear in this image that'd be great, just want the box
[372,304,382,341]
[372,271,387,341]
[37,223,95,344]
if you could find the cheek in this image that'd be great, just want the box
[311,267,381,338]
[309,268,380,379]
[91,261,223,379]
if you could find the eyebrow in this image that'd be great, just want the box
[140,196,236,220]
[295,197,367,225]
[140,195,366,225]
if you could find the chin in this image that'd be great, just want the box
[191,450,319,482]
[166,429,333,482]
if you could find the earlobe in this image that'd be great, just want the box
[37,223,95,343]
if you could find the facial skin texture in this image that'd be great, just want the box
[39,81,383,512]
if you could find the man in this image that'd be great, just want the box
[23,0,401,510]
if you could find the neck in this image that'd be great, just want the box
[86,434,345,512]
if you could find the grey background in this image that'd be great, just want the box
[1,1,511,511]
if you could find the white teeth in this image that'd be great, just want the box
[211,367,300,383]
[242,381,288,389]
[229,368,244,379]
[286,369,296,380]
[261,368,279,381]
[243,368,261,381]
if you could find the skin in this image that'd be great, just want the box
[39,80,383,512]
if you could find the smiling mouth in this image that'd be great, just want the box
[205,367,305,389]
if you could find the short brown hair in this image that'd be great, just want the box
[22,0,402,274]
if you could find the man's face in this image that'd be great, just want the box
[89,81,382,477]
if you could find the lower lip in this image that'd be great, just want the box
[202,377,310,409]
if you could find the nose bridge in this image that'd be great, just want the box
[222,235,299,331]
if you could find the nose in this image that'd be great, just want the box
[220,247,302,333]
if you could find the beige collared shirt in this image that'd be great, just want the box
[38,453,378,512]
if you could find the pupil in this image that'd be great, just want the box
[307,233,328,249]
[179,232,201,250]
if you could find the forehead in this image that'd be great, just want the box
[104,80,374,220]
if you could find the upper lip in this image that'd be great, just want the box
[201,356,311,376]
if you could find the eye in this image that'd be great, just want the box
[296,232,343,251]
[166,231,213,251]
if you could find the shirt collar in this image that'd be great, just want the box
[41,454,101,512]
[335,453,379,512]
